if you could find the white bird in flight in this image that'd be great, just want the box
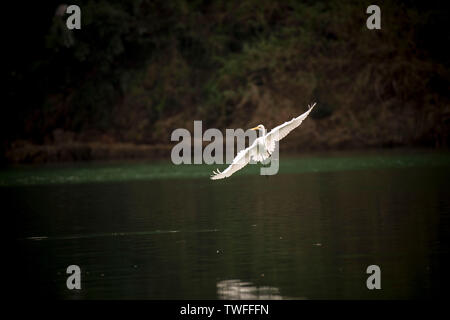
[211,103,317,180]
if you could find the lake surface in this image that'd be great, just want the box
[7,150,450,299]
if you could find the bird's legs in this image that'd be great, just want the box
[262,152,272,179]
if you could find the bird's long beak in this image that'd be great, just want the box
[250,126,259,131]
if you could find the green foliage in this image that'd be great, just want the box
[7,0,449,149]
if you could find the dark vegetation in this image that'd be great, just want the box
[4,0,449,163]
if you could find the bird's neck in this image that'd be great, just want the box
[261,127,266,136]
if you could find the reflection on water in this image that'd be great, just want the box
[8,152,450,299]
[217,279,290,300]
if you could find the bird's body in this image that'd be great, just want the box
[211,103,316,180]
[254,134,270,159]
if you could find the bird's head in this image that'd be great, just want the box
[250,124,266,133]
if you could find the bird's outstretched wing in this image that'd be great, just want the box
[210,140,258,180]
[265,103,316,153]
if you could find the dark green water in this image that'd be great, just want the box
[7,151,450,299]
